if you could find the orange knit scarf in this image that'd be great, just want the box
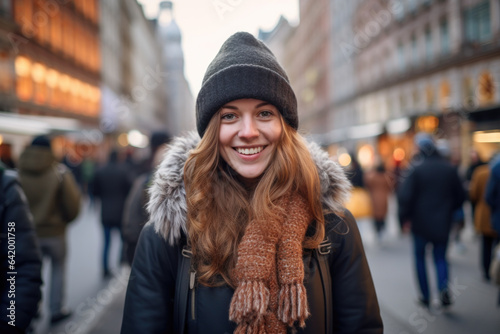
[229,192,313,333]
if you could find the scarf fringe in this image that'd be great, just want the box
[277,282,310,327]
[230,281,270,323]
[234,317,267,334]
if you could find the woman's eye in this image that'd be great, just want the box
[259,110,273,117]
[221,113,236,121]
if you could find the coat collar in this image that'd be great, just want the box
[147,131,352,245]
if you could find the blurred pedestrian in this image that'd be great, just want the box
[470,163,498,281]
[398,133,465,309]
[122,131,171,265]
[0,162,43,334]
[436,139,467,254]
[486,155,500,306]
[364,163,392,240]
[122,32,383,333]
[486,155,500,234]
[17,136,81,324]
[92,150,132,278]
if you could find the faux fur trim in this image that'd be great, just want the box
[147,131,352,245]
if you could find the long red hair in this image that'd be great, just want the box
[184,113,325,287]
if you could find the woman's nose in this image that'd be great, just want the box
[239,118,259,139]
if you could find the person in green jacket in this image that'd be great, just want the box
[18,136,81,325]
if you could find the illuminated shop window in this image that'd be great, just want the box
[13,0,33,35]
[50,10,62,52]
[15,56,33,101]
[63,12,74,59]
[46,68,59,107]
[425,85,435,109]
[439,81,451,110]
[478,72,495,106]
[463,77,475,108]
[34,0,50,46]
[32,62,47,104]
[0,50,13,92]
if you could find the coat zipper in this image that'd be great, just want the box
[189,269,196,320]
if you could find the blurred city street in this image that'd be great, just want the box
[31,199,128,334]
[29,197,498,334]
[1,0,500,333]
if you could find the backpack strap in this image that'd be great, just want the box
[174,244,192,334]
[314,237,332,334]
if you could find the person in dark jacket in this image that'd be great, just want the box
[121,32,382,334]
[486,154,500,235]
[18,136,81,324]
[93,150,132,278]
[398,133,465,309]
[0,164,43,333]
[122,132,171,265]
[470,163,498,281]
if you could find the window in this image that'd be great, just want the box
[0,50,13,92]
[411,34,419,66]
[397,42,406,72]
[464,1,491,43]
[440,19,450,55]
[425,27,433,62]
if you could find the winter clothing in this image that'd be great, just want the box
[0,166,42,332]
[398,151,465,243]
[230,193,312,332]
[122,174,151,264]
[18,147,81,238]
[195,32,297,137]
[486,157,500,234]
[92,156,132,228]
[17,143,81,319]
[93,154,132,275]
[470,164,498,280]
[364,169,392,222]
[121,133,383,334]
[398,149,465,304]
[470,165,497,237]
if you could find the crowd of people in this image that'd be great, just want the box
[0,130,170,333]
[346,132,500,309]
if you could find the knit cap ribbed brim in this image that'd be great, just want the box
[196,32,297,137]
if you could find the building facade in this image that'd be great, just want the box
[0,0,100,158]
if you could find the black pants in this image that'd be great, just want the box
[481,235,499,280]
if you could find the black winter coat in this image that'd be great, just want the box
[397,152,466,242]
[120,133,383,334]
[121,211,383,334]
[93,162,132,227]
[0,168,42,332]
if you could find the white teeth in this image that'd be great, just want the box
[236,147,264,155]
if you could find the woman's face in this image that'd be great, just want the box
[219,98,282,182]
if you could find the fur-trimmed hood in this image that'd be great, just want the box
[147,131,352,245]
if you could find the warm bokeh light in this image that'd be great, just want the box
[473,130,500,143]
[59,74,70,93]
[117,133,129,147]
[393,147,406,161]
[338,153,352,167]
[358,144,374,168]
[46,69,59,88]
[14,56,31,77]
[31,63,47,83]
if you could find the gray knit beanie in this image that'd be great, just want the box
[196,32,298,137]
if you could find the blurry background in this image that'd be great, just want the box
[0,0,500,333]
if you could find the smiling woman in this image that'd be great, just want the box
[121,32,383,334]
